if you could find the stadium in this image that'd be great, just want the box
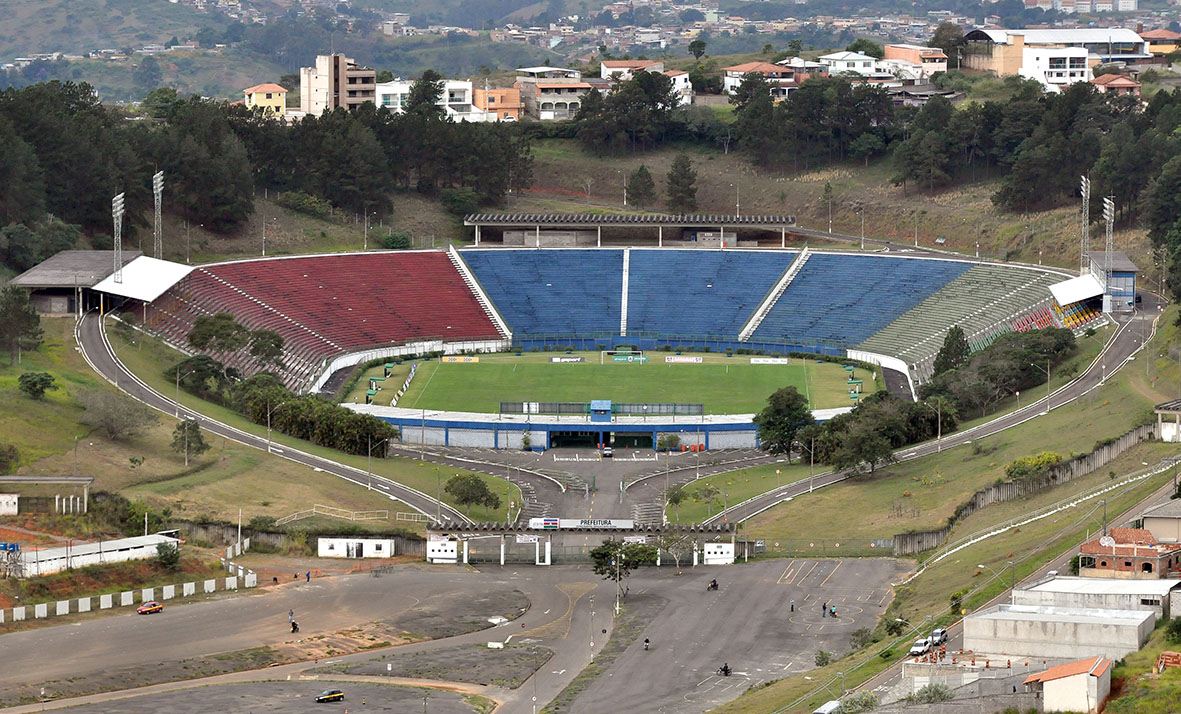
[14,217,1120,451]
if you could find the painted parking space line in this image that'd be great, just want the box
[776,560,797,585]
[819,560,842,587]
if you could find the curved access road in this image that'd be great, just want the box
[75,311,469,524]
[703,293,1164,528]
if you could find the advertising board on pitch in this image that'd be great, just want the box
[665,356,703,364]
[550,356,585,363]
[750,357,790,365]
[612,355,648,363]
[442,356,480,363]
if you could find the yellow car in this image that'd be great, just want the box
[314,689,345,703]
[136,601,163,615]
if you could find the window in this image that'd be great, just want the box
[265,92,273,99]
[1141,598,1160,606]
[1124,560,1133,567]
[1049,58,1066,69]
[1100,560,1108,567]
[489,96,496,103]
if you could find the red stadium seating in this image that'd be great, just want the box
[144,252,501,390]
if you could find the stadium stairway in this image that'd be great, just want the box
[750,254,971,348]
[448,246,512,339]
[739,247,811,342]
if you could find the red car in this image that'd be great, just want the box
[137,601,164,615]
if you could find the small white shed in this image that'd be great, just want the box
[1023,655,1111,713]
[316,537,395,559]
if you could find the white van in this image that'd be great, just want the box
[813,701,841,714]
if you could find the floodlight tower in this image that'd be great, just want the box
[152,171,164,259]
[112,193,126,284]
[1079,175,1090,276]
[1102,196,1115,313]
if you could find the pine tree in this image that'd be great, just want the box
[666,153,698,213]
[932,325,970,376]
[628,165,655,207]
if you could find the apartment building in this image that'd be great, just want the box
[884,44,948,77]
[514,66,590,120]
[473,87,522,121]
[299,54,376,115]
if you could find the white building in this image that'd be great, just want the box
[1023,656,1111,714]
[299,54,376,116]
[964,603,1153,660]
[1013,575,1181,618]
[375,79,494,122]
[600,59,664,81]
[1020,46,1092,91]
[18,534,181,578]
[664,70,693,106]
[818,51,879,76]
[317,537,396,558]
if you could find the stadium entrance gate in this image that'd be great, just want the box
[549,430,600,448]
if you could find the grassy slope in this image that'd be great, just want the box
[5,318,423,530]
[151,194,463,265]
[108,316,521,523]
[522,134,1154,277]
[64,49,287,103]
[356,352,871,413]
[0,0,210,59]
[709,309,1181,713]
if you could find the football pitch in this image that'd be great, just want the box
[384,352,877,414]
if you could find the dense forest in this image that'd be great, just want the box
[563,68,1181,300]
[0,77,531,273]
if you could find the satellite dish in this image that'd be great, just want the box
[1099,536,1115,548]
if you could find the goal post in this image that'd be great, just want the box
[600,349,647,364]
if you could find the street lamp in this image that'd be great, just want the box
[1029,360,1051,414]
[859,208,865,250]
[265,398,288,451]
[174,368,197,418]
[367,434,392,491]
[922,401,943,452]
[977,561,1016,603]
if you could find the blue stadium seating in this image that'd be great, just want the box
[463,249,624,335]
[749,254,971,347]
[627,250,796,337]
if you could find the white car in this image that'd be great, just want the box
[908,638,931,657]
[930,628,948,646]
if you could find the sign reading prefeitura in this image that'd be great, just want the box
[528,518,636,529]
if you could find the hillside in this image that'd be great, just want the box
[0,0,214,59]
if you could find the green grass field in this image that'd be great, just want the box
[351,352,875,413]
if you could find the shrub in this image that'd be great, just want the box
[275,190,334,219]
[836,691,877,713]
[1004,451,1063,482]
[441,187,480,216]
[814,649,832,666]
[849,627,873,650]
[381,231,412,250]
[907,683,954,704]
[1167,616,1181,644]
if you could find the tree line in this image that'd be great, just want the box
[0,77,532,273]
[752,326,1076,475]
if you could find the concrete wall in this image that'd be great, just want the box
[708,430,757,449]
[448,428,497,447]
[963,609,1153,660]
[502,230,598,247]
[1144,515,1181,543]
[1013,588,1170,618]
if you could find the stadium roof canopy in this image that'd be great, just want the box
[10,250,142,289]
[1049,274,1104,306]
[92,256,194,303]
[464,213,797,228]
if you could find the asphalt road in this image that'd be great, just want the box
[569,559,907,713]
[702,293,1164,529]
[75,312,469,524]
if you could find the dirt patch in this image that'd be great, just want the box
[389,588,529,640]
[314,642,553,688]
[0,646,286,708]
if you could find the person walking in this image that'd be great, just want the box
[790,599,795,612]
[288,609,294,623]
[306,571,311,583]
[822,601,827,617]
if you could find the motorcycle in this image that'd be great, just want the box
[707,580,719,591]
